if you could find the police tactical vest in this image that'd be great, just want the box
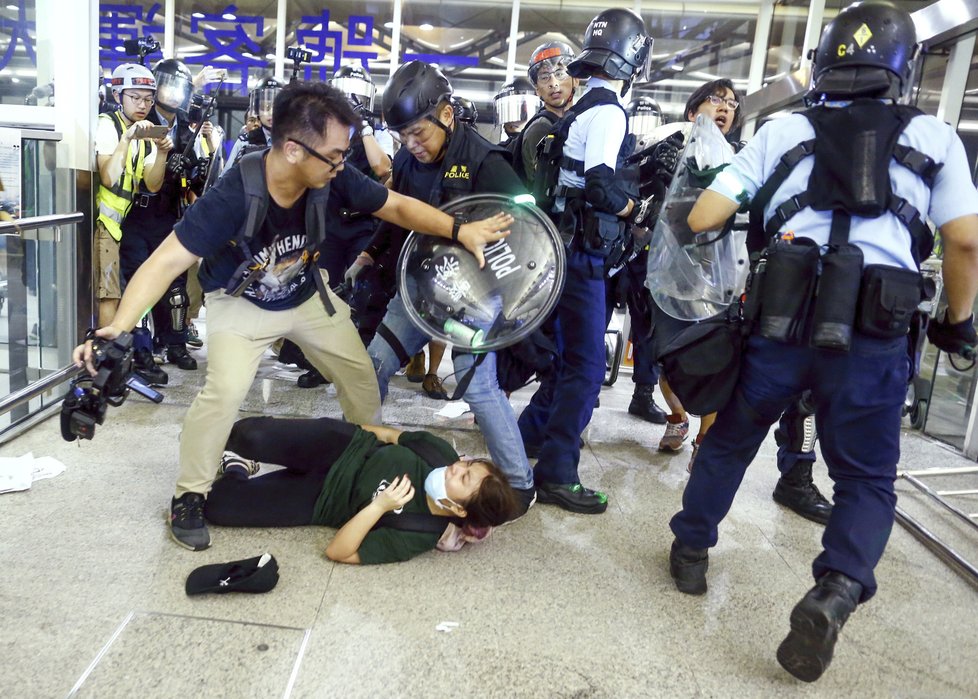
[532,86,635,212]
[426,122,509,207]
[747,100,941,266]
[96,111,151,241]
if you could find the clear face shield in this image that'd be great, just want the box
[154,72,192,113]
[250,87,281,126]
[332,76,375,112]
[493,93,541,126]
[629,110,662,136]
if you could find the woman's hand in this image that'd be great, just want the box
[375,475,415,512]
[457,212,514,268]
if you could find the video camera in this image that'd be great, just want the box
[122,35,162,65]
[287,45,313,84]
[61,331,164,442]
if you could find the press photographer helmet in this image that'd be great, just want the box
[810,0,918,101]
[110,63,157,96]
[382,61,453,131]
[250,76,284,126]
[153,58,193,113]
[527,41,576,83]
[452,96,478,125]
[568,8,654,92]
[493,77,539,126]
[330,64,376,112]
[627,96,663,136]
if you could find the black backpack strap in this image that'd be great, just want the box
[892,144,943,187]
[237,150,270,246]
[375,512,450,535]
[747,138,815,251]
[445,351,489,402]
[304,186,336,315]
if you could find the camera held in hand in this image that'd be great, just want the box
[61,331,164,442]
[122,35,162,64]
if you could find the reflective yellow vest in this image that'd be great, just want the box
[96,111,150,242]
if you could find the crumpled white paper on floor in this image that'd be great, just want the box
[0,452,66,494]
[434,401,470,419]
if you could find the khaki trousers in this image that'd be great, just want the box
[176,281,381,496]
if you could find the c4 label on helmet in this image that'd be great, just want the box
[853,23,873,48]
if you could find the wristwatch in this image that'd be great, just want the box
[451,212,465,243]
[361,122,374,138]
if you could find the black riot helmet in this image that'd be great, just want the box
[627,96,663,136]
[810,1,918,101]
[527,40,576,83]
[153,58,193,113]
[568,8,653,93]
[330,64,376,112]
[382,61,453,131]
[249,76,284,127]
[453,96,478,125]
[493,77,539,127]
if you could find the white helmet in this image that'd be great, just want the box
[110,63,157,93]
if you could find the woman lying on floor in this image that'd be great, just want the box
[204,416,519,564]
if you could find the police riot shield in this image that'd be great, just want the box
[398,194,565,352]
[201,145,225,194]
[645,114,748,321]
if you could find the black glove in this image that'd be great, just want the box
[927,312,978,358]
[650,132,684,186]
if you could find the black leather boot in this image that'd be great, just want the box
[297,369,329,388]
[628,384,667,423]
[166,344,198,370]
[773,459,833,525]
[133,348,168,386]
[669,538,708,595]
[777,571,862,682]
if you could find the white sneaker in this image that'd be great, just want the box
[219,451,261,477]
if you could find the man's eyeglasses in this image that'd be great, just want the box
[124,93,156,107]
[707,94,739,111]
[288,138,351,171]
[536,68,570,84]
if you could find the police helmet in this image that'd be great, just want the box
[110,63,157,94]
[153,58,193,113]
[568,9,654,86]
[811,0,917,100]
[330,64,376,112]
[382,61,453,131]
[493,77,540,126]
[453,96,479,125]
[249,76,284,124]
[527,40,576,83]
[627,96,663,136]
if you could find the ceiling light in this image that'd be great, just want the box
[11,77,19,83]
[192,12,204,18]
[384,21,394,29]
[265,53,275,60]
[222,12,236,21]
[419,23,433,31]
[115,45,126,52]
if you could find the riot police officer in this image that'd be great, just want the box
[352,61,537,516]
[518,8,654,514]
[223,76,282,171]
[452,96,479,125]
[493,77,540,148]
[668,1,978,681]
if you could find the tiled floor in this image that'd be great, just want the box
[1,335,977,698]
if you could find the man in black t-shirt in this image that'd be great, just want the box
[75,82,515,552]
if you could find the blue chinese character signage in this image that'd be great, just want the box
[0,0,37,72]
[99,2,163,70]
[296,10,378,81]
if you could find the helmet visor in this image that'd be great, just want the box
[630,111,662,136]
[333,76,375,111]
[633,36,655,84]
[155,73,192,112]
[493,94,540,125]
[251,87,281,122]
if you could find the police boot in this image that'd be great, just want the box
[669,538,708,596]
[166,344,198,371]
[773,459,833,525]
[133,348,168,386]
[628,383,667,424]
[777,572,862,682]
[297,369,329,388]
